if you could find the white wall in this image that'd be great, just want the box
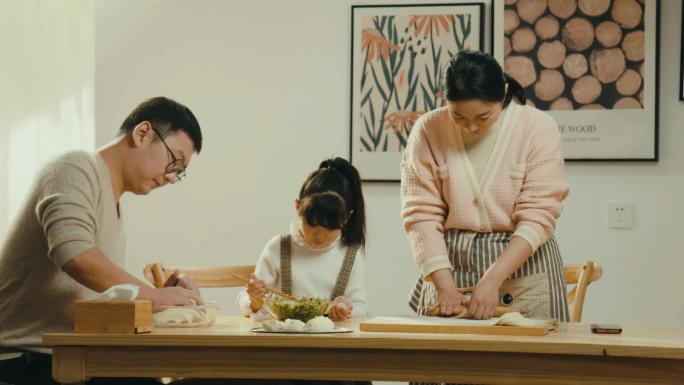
[95,0,684,325]
[0,0,95,236]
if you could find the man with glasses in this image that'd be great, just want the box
[153,126,188,182]
[0,97,204,384]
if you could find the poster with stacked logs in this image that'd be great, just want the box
[493,0,659,161]
[680,5,683,101]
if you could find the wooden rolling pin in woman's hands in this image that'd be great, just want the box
[427,301,519,319]
[427,286,519,319]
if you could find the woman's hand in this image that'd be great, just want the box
[469,277,501,319]
[247,273,267,312]
[429,269,467,316]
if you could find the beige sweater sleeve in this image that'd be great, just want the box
[400,119,451,278]
[512,114,570,251]
[34,153,100,267]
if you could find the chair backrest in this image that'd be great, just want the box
[564,261,603,322]
[143,263,256,288]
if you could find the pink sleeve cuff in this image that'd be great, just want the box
[418,254,452,278]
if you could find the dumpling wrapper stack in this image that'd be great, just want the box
[153,308,204,324]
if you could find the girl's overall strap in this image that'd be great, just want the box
[331,245,359,300]
[280,235,293,295]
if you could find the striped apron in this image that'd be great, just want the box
[409,229,569,322]
[408,230,568,385]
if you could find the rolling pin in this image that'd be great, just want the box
[427,287,518,318]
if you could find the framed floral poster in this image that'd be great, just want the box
[493,0,660,161]
[351,3,485,181]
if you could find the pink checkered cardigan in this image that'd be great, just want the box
[400,102,569,277]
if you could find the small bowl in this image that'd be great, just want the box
[264,295,329,323]
[152,300,220,328]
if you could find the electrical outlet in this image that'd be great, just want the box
[608,203,633,229]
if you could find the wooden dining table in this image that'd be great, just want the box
[43,315,684,384]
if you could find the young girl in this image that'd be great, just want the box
[236,157,368,323]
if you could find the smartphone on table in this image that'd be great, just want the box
[591,323,622,334]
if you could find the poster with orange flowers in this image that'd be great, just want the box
[351,3,484,181]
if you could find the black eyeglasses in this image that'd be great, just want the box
[152,128,187,182]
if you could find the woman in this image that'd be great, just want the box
[402,50,569,324]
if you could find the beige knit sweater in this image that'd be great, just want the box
[401,102,569,277]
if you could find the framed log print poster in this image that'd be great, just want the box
[351,3,485,181]
[493,0,659,161]
[680,4,684,101]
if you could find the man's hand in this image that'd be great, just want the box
[163,269,203,304]
[140,286,204,306]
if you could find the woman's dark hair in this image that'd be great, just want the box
[298,157,366,248]
[119,96,203,153]
[443,50,526,107]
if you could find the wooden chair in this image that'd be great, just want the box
[564,261,603,322]
[143,263,255,288]
[142,263,256,385]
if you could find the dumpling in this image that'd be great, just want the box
[304,316,335,332]
[282,319,305,332]
[496,312,557,329]
[262,319,285,332]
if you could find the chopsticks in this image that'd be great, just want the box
[229,273,300,301]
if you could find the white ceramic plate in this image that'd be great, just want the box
[251,327,353,334]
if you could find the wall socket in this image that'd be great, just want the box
[608,203,633,229]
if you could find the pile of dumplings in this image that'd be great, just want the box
[262,315,335,332]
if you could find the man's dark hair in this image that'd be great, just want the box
[119,96,203,153]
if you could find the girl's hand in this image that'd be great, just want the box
[247,273,267,312]
[469,277,501,319]
[327,296,353,321]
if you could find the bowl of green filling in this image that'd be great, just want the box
[265,295,329,323]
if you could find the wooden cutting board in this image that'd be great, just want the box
[359,316,550,336]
